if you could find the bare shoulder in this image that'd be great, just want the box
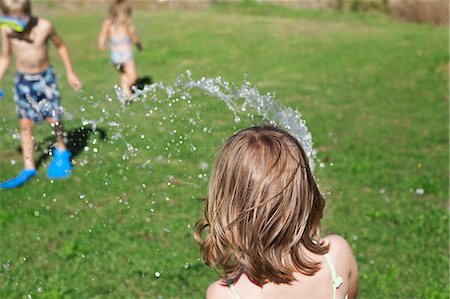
[33,17,53,36]
[323,234,357,273]
[102,18,112,27]
[322,235,350,249]
[322,234,356,263]
[206,280,230,299]
[323,235,358,298]
[36,17,52,29]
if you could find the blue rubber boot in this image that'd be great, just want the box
[0,169,37,189]
[47,148,72,179]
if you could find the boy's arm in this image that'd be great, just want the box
[98,19,110,51]
[0,29,12,82]
[49,25,82,91]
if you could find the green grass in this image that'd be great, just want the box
[0,3,448,298]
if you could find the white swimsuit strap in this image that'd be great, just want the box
[324,253,344,299]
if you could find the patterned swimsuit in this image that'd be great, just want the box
[13,66,62,123]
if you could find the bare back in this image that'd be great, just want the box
[6,16,53,74]
[206,235,358,299]
[108,20,131,40]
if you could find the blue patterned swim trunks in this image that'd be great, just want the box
[14,66,62,123]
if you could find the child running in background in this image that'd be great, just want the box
[195,126,358,299]
[0,0,82,189]
[98,0,142,101]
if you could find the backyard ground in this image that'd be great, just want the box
[0,2,448,298]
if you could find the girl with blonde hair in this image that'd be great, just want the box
[98,0,142,101]
[195,126,358,299]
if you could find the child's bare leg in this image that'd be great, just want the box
[120,72,132,98]
[20,118,36,170]
[46,118,66,150]
[126,60,138,88]
[121,60,138,99]
[0,118,38,188]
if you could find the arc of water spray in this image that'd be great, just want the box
[115,71,316,170]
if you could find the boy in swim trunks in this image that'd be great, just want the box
[0,0,82,189]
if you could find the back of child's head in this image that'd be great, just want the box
[0,0,31,15]
[195,125,329,286]
[108,0,132,26]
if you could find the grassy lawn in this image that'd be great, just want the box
[0,2,448,298]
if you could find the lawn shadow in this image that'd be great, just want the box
[25,125,107,170]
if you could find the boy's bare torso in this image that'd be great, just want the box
[7,16,52,74]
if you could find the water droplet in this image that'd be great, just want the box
[199,162,208,170]
[3,262,10,270]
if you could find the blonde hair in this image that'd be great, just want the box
[108,0,132,29]
[194,126,329,286]
[0,0,31,15]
